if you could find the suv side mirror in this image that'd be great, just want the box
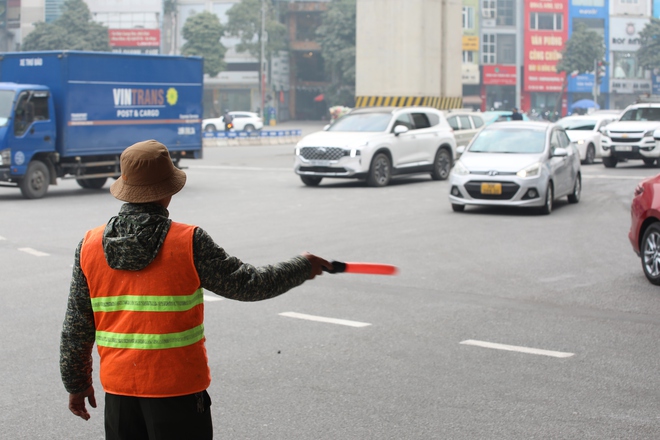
[393,125,409,136]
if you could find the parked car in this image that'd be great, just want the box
[629,173,660,285]
[481,111,530,125]
[600,102,660,167]
[557,114,617,164]
[446,111,485,149]
[449,121,581,215]
[294,106,457,187]
[202,111,263,132]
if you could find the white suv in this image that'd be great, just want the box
[600,103,660,167]
[294,107,457,187]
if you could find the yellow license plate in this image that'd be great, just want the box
[481,183,502,195]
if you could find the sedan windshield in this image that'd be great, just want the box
[328,113,392,132]
[0,90,15,127]
[620,107,660,121]
[558,119,596,131]
[468,128,547,154]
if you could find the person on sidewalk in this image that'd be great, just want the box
[60,139,332,439]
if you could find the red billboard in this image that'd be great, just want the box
[109,29,161,48]
[524,0,568,92]
[483,65,517,86]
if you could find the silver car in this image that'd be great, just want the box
[448,121,581,215]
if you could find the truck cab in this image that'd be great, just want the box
[0,83,57,198]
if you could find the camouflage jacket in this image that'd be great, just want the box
[60,203,311,394]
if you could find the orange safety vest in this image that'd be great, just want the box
[80,221,211,397]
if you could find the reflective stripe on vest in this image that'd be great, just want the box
[96,323,205,350]
[91,288,204,313]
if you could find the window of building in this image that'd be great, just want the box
[482,0,495,19]
[612,52,644,79]
[295,12,322,42]
[497,0,515,26]
[496,34,516,64]
[572,17,605,38]
[463,6,474,29]
[530,13,563,31]
[94,12,159,29]
[463,51,475,63]
[620,0,639,3]
[482,34,496,64]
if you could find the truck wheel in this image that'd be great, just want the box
[300,176,322,186]
[367,153,391,187]
[602,156,618,168]
[78,177,107,189]
[19,160,50,199]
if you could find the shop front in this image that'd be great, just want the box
[481,65,516,112]
[609,16,651,110]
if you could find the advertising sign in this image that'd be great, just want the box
[609,16,648,52]
[462,36,479,51]
[109,29,161,48]
[483,65,516,85]
[524,0,568,93]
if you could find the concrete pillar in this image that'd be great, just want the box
[355,0,462,109]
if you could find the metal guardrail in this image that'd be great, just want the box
[202,129,303,147]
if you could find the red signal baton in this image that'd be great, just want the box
[323,261,399,275]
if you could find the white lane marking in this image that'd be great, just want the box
[18,247,50,257]
[0,236,6,240]
[460,339,574,358]
[582,174,645,180]
[203,294,223,302]
[280,312,372,328]
[191,165,291,172]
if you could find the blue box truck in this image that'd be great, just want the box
[0,51,203,199]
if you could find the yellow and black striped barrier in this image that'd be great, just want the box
[355,96,463,110]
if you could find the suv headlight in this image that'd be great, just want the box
[0,148,9,166]
[517,162,541,178]
[644,129,656,138]
[452,161,469,176]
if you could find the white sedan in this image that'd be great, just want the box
[202,111,264,132]
[557,114,617,164]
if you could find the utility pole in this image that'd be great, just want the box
[260,0,266,119]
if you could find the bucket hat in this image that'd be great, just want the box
[110,140,186,203]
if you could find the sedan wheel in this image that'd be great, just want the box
[205,124,216,132]
[539,182,553,215]
[641,223,660,285]
[567,174,581,204]
[367,153,391,187]
[584,144,595,165]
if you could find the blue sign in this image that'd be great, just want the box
[568,1,609,95]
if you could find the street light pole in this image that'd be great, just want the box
[260,0,266,119]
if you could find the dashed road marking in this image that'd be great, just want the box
[279,311,372,328]
[18,247,50,257]
[0,236,6,240]
[460,339,574,358]
[582,174,644,180]
[191,165,290,172]
[203,294,223,302]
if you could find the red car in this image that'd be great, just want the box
[629,173,660,284]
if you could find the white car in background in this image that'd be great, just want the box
[202,111,264,132]
[294,106,457,187]
[557,114,617,164]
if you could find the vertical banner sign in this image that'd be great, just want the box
[524,0,569,92]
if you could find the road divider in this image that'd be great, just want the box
[203,129,303,147]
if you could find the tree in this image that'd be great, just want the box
[181,11,226,77]
[225,0,288,59]
[21,0,110,51]
[553,22,605,116]
[637,18,660,72]
[316,0,356,107]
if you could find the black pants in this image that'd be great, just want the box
[105,391,213,440]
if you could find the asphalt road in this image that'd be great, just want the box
[0,136,659,439]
